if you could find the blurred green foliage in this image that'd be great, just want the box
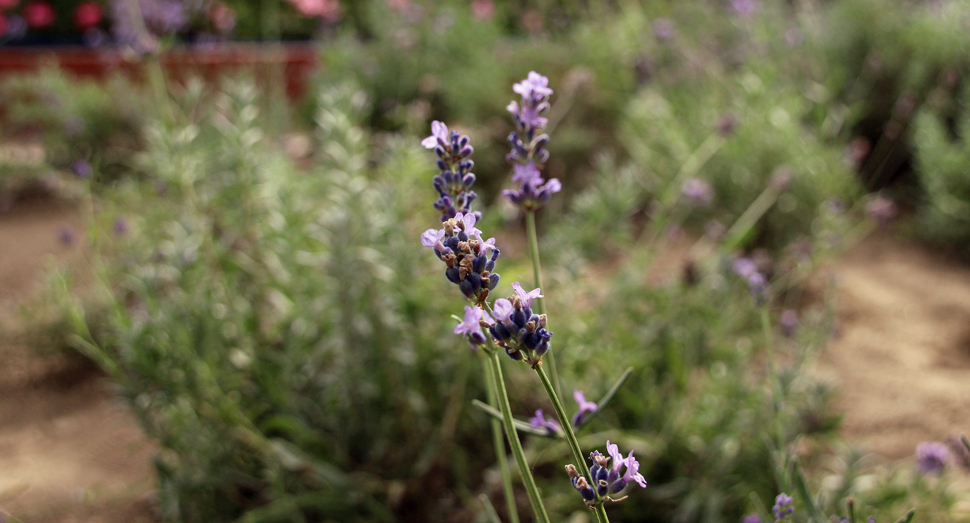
[7,0,970,522]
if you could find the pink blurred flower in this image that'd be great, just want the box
[471,0,494,20]
[385,0,408,12]
[209,1,236,33]
[0,13,7,35]
[73,1,103,31]
[0,0,18,11]
[287,0,340,21]
[23,0,54,28]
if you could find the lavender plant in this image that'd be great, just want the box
[419,72,643,523]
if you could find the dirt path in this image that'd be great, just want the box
[0,199,154,523]
[818,231,970,459]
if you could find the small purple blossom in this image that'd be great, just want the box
[421,120,449,149]
[512,71,553,100]
[512,281,543,309]
[743,515,763,523]
[730,0,758,16]
[779,309,799,338]
[865,196,897,225]
[571,390,598,427]
[772,493,794,523]
[512,162,542,185]
[529,409,562,435]
[421,228,446,251]
[682,178,714,207]
[72,160,93,179]
[916,441,951,476]
[732,257,758,278]
[58,225,77,246]
[113,216,130,236]
[652,18,675,40]
[492,298,514,322]
[454,305,492,346]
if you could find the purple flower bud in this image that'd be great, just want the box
[529,409,562,435]
[571,390,598,427]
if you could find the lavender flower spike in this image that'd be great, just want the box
[454,305,492,347]
[772,493,794,523]
[423,120,479,221]
[576,440,647,503]
[505,72,560,211]
[571,390,598,427]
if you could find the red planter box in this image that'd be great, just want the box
[0,43,318,100]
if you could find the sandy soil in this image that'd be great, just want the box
[0,200,968,521]
[816,232,970,459]
[0,200,155,523]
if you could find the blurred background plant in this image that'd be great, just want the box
[3,0,970,522]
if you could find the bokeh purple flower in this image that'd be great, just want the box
[916,441,951,476]
[529,409,561,435]
[571,390,598,427]
[682,178,714,207]
[772,493,794,523]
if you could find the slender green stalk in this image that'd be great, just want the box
[487,349,551,523]
[483,357,521,523]
[525,210,562,400]
[760,306,787,490]
[534,365,610,523]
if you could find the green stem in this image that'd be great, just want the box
[487,350,551,523]
[760,306,787,488]
[483,357,521,523]
[534,364,610,523]
[525,210,562,401]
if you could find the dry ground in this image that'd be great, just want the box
[0,201,968,521]
[0,200,154,523]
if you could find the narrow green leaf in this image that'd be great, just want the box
[576,367,634,428]
[471,399,560,437]
[479,494,502,523]
[791,462,826,523]
[894,509,915,523]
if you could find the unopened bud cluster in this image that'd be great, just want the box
[488,283,553,364]
[422,121,479,221]
[422,212,500,303]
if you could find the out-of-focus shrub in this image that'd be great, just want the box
[0,68,146,189]
[912,85,970,259]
